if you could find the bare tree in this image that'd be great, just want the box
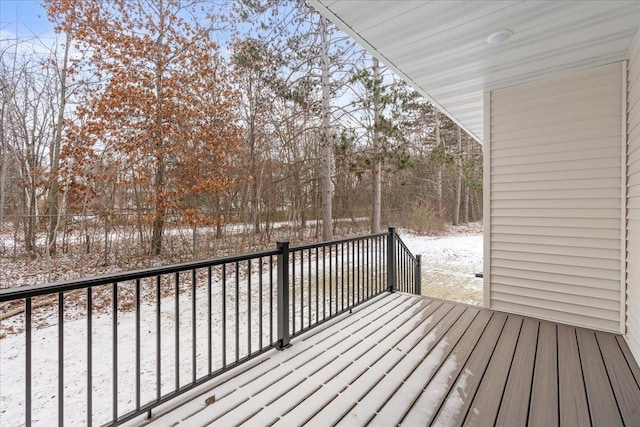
[318,15,334,240]
[44,33,73,255]
[434,110,443,218]
[453,125,462,226]
[370,57,382,233]
[2,55,55,255]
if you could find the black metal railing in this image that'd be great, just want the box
[394,229,422,294]
[0,228,420,426]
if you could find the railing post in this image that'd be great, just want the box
[415,255,422,295]
[387,227,396,293]
[276,241,291,350]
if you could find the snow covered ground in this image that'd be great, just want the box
[0,228,483,426]
[399,226,483,306]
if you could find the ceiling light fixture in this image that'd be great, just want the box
[487,30,513,44]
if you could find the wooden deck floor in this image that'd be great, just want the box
[143,293,640,426]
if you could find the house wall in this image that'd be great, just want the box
[627,33,640,361]
[485,62,625,333]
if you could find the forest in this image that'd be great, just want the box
[0,0,483,281]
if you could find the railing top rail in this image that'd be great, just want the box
[1,230,398,302]
[291,231,389,252]
[0,248,281,302]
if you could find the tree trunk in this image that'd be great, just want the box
[0,140,6,232]
[250,155,260,236]
[22,124,38,256]
[150,153,166,256]
[248,82,261,237]
[319,16,333,241]
[0,93,8,233]
[150,11,166,256]
[371,57,382,233]
[211,194,222,239]
[434,110,443,218]
[47,37,71,255]
[463,134,471,223]
[453,126,462,226]
[23,192,37,256]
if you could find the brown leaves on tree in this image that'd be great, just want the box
[47,0,242,255]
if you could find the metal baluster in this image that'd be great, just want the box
[25,298,32,427]
[207,266,212,374]
[401,243,404,292]
[87,288,92,426]
[308,249,312,327]
[247,259,252,355]
[259,259,263,350]
[175,273,180,391]
[315,247,319,323]
[356,240,360,303]
[135,279,141,410]
[58,292,64,425]
[155,276,161,401]
[387,228,396,292]
[341,243,345,311]
[113,283,118,421]
[269,257,273,345]
[404,247,408,291]
[191,269,196,383]
[400,243,403,292]
[300,251,304,330]
[405,249,409,291]
[361,239,364,300]
[415,255,422,295]
[379,237,383,292]
[322,246,326,320]
[222,264,227,368]
[374,237,378,293]
[366,239,370,299]
[381,237,384,292]
[292,252,296,334]
[276,241,290,349]
[235,261,239,362]
[351,241,355,307]
[364,240,368,298]
[329,245,333,316]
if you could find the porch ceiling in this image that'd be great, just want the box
[309,1,640,143]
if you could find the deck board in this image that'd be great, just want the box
[558,325,591,427]
[463,315,522,426]
[596,333,640,424]
[430,311,508,426]
[528,321,559,427]
[402,309,492,426]
[596,333,640,426]
[576,328,623,426]
[615,334,640,386]
[495,317,539,427]
[141,293,640,427]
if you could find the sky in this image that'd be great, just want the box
[0,0,54,38]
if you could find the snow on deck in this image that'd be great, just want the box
[140,293,640,427]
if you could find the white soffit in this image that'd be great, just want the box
[309,0,640,143]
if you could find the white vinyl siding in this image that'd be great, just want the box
[626,33,640,362]
[488,62,624,333]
